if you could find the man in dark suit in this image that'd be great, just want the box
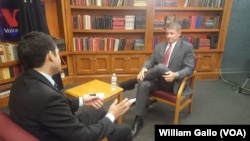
[131,22,195,137]
[9,31,132,141]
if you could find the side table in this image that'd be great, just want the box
[64,79,124,123]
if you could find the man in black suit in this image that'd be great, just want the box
[130,22,195,137]
[9,31,132,141]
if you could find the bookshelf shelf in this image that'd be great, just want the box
[194,49,223,53]
[0,78,16,85]
[59,51,70,56]
[0,61,20,68]
[154,29,220,33]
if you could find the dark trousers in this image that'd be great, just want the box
[76,106,132,141]
[135,64,174,116]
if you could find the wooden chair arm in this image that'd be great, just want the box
[176,72,196,98]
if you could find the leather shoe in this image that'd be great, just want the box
[119,78,138,91]
[131,116,143,138]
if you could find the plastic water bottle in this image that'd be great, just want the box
[111,73,117,91]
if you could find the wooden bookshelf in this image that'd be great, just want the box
[58,0,232,83]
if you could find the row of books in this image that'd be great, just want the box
[156,0,177,7]
[70,0,146,6]
[182,34,218,49]
[72,14,145,30]
[0,64,23,80]
[156,0,224,7]
[73,37,144,51]
[0,42,18,63]
[152,34,218,49]
[184,0,225,7]
[0,63,67,81]
[153,15,221,29]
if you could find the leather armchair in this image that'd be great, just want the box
[0,112,39,141]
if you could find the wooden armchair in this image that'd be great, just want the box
[150,71,196,124]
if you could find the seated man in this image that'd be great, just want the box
[130,22,195,137]
[9,31,133,141]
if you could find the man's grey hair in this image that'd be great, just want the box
[166,22,182,32]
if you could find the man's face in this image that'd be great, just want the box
[166,28,181,43]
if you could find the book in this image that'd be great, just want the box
[153,19,165,29]
[0,67,10,80]
[118,38,126,51]
[0,90,10,98]
[133,39,144,50]
[135,16,146,29]
[134,0,147,6]
[0,43,6,62]
[56,38,66,52]
[114,38,120,51]
[207,34,219,49]
[125,15,135,30]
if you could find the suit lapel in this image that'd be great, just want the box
[27,69,71,107]
[27,69,61,93]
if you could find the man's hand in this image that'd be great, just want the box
[107,98,132,120]
[162,71,177,82]
[137,68,148,81]
[83,96,104,109]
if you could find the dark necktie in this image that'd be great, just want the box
[162,43,173,65]
[54,83,58,90]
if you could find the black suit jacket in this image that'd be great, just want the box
[9,69,115,141]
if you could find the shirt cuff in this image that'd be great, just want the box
[105,113,115,123]
[79,97,83,107]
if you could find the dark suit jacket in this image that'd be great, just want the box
[9,69,115,141]
[143,40,195,95]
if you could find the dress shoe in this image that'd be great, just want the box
[119,78,138,91]
[131,116,143,138]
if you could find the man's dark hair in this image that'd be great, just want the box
[18,31,57,69]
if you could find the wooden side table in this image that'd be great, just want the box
[64,79,124,123]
